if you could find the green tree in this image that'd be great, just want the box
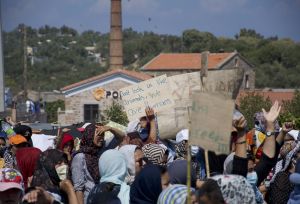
[239,93,272,129]
[182,29,217,52]
[235,28,264,39]
[45,100,65,123]
[104,102,128,126]
[280,90,300,128]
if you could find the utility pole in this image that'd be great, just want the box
[0,2,5,112]
[23,26,28,99]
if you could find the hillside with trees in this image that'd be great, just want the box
[3,25,300,94]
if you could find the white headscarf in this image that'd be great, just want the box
[119,145,138,185]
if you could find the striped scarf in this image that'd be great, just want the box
[142,144,167,166]
[157,184,194,204]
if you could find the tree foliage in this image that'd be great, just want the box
[239,93,272,129]
[45,100,65,123]
[280,90,300,129]
[3,25,300,94]
[104,102,129,126]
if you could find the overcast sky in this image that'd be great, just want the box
[2,0,300,41]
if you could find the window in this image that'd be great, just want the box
[84,104,99,123]
[245,74,249,89]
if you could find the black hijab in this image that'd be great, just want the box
[168,160,197,188]
[32,149,67,193]
[130,165,162,204]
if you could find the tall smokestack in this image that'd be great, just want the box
[109,0,123,70]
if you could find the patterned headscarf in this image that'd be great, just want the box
[78,124,101,183]
[211,174,256,204]
[270,141,300,183]
[174,140,187,159]
[31,149,67,193]
[142,144,168,166]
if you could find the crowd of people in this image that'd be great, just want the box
[0,102,300,204]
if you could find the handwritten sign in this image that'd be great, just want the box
[157,68,244,140]
[189,92,235,154]
[120,75,174,121]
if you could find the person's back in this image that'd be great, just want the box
[87,182,121,204]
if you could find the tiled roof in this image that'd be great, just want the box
[61,69,153,91]
[142,52,235,71]
[237,89,296,105]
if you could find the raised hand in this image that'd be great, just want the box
[262,101,281,123]
[282,121,294,133]
[145,107,155,121]
[233,116,247,133]
[96,125,111,135]
[59,179,75,194]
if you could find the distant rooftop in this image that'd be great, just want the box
[141,52,236,71]
[61,69,153,92]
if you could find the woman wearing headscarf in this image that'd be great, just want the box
[142,144,168,166]
[267,138,300,204]
[15,147,41,190]
[71,124,103,204]
[31,149,78,204]
[59,133,74,162]
[174,129,202,179]
[118,145,145,185]
[197,174,256,204]
[87,149,130,204]
[168,160,197,188]
[157,184,195,204]
[130,165,163,204]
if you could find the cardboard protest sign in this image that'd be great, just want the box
[120,75,175,121]
[189,92,235,154]
[157,72,201,139]
[158,68,243,140]
[104,121,126,141]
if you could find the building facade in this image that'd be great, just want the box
[58,69,152,125]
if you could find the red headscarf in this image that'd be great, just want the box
[59,133,74,150]
[16,147,42,189]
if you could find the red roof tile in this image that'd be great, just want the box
[237,89,295,105]
[142,53,235,70]
[61,69,153,91]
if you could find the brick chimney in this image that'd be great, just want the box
[109,0,123,70]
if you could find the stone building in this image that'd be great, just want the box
[58,69,152,125]
[141,51,255,90]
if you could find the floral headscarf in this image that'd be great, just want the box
[78,124,101,183]
[270,141,300,183]
[211,174,256,204]
[174,140,187,159]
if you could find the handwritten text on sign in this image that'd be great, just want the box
[190,92,235,154]
[120,75,174,121]
[157,69,243,140]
